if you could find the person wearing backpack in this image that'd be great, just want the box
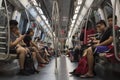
[9,20,33,76]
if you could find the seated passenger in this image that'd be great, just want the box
[37,40,50,62]
[23,28,48,67]
[9,20,30,75]
[81,15,118,78]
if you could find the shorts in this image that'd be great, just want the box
[94,46,110,54]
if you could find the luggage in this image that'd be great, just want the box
[24,52,36,74]
[73,56,88,75]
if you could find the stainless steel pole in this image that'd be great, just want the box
[112,0,120,61]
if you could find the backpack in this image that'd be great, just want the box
[74,56,88,75]
[24,52,36,74]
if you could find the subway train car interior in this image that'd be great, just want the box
[0,0,120,80]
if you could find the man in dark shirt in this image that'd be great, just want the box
[81,19,114,78]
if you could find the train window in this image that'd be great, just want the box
[94,10,101,23]
[104,6,113,16]
[19,11,30,34]
[103,0,113,18]
[88,11,96,27]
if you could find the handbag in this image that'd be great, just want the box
[75,56,88,75]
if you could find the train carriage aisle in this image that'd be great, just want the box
[0,0,120,80]
[0,55,102,80]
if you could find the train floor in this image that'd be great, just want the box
[0,55,102,80]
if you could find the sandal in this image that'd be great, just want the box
[38,64,45,67]
[80,74,94,78]
[35,69,39,73]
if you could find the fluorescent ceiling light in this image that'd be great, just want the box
[41,15,46,20]
[37,7,43,14]
[45,20,49,24]
[47,24,50,27]
[75,6,80,13]
[30,0,38,6]
[73,14,77,19]
[72,20,75,24]
[36,16,41,22]
[68,32,71,37]
[75,10,79,14]
[78,0,82,5]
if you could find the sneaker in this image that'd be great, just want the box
[18,69,30,76]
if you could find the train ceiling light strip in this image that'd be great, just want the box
[71,7,87,35]
[67,0,86,38]
[78,0,82,5]
[69,0,94,38]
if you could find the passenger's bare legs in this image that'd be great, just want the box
[16,47,26,69]
[83,49,88,56]
[32,47,47,63]
[32,52,37,62]
[81,47,94,77]
[86,47,94,75]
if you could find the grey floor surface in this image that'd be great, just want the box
[0,55,102,80]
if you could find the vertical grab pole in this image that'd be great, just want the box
[54,1,57,74]
[84,8,92,44]
[52,0,60,74]
[52,1,57,73]
[113,0,120,61]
